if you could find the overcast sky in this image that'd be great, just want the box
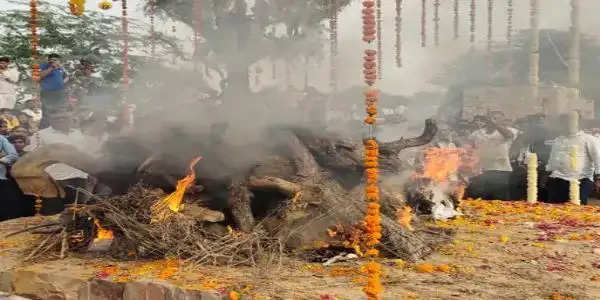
[2,0,600,96]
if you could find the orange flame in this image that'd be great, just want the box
[396,206,413,231]
[151,156,203,222]
[419,147,478,183]
[421,148,462,183]
[163,156,203,212]
[93,219,114,242]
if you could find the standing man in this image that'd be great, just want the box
[39,54,69,129]
[0,119,21,221]
[465,113,518,200]
[0,57,20,110]
[546,112,600,205]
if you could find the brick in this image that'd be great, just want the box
[77,279,123,300]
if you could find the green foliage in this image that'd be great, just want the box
[149,0,352,77]
[0,0,180,98]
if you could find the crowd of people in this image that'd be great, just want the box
[1,54,112,221]
[433,110,600,205]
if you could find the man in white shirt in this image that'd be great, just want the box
[0,57,19,110]
[465,113,518,200]
[546,112,600,205]
[28,110,86,151]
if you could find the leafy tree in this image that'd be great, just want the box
[0,0,180,99]
[433,29,600,116]
[149,0,352,97]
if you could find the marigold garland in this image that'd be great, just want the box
[30,0,40,82]
[193,0,202,68]
[421,0,426,47]
[121,0,130,91]
[470,0,476,43]
[99,0,112,10]
[69,0,85,16]
[395,0,403,68]
[361,3,382,297]
[376,0,382,79]
[362,1,376,43]
[150,0,156,58]
[433,0,440,46]
[453,0,459,40]
[507,0,513,45]
[487,0,493,51]
[330,0,338,94]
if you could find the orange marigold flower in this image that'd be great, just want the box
[365,185,379,194]
[229,291,239,300]
[364,116,376,124]
[364,87,379,97]
[367,202,380,210]
[366,248,379,257]
[364,156,378,163]
[365,149,378,158]
[366,192,380,201]
[437,264,451,273]
[364,161,378,168]
[366,105,377,116]
[415,264,436,273]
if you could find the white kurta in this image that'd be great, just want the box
[0,67,19,109]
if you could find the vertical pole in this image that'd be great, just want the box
[529,0,540,102]
[568,0,581,98]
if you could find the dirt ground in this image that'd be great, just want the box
[2,199,600,300]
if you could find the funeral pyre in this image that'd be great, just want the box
[405,146,479,220]
[9,120,455,266]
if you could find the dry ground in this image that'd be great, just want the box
[2,199,600,300]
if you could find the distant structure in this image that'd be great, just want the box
[462,0,593,121]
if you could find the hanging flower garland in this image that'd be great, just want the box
[395,0,402,68]
[507,0,513,45]
[193,0,202,65]
[434,0,440,47]
[121,0,129,91]
[99,0,112,10]
[421,0,426,47]
[470,0,476,43]
[330,0,338,94]
[69,0,85,16]
[453,0,459,40]
[361,1,382,299]
[487,0,493,51]
[376,0,382,79]
[30,0,40,82]
[150,0,156,58]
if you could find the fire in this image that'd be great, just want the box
[419,147,478,183]
[396,206,413,231]
[151,156,202,222]
[93,219,114,241]
[421,148,461,183]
